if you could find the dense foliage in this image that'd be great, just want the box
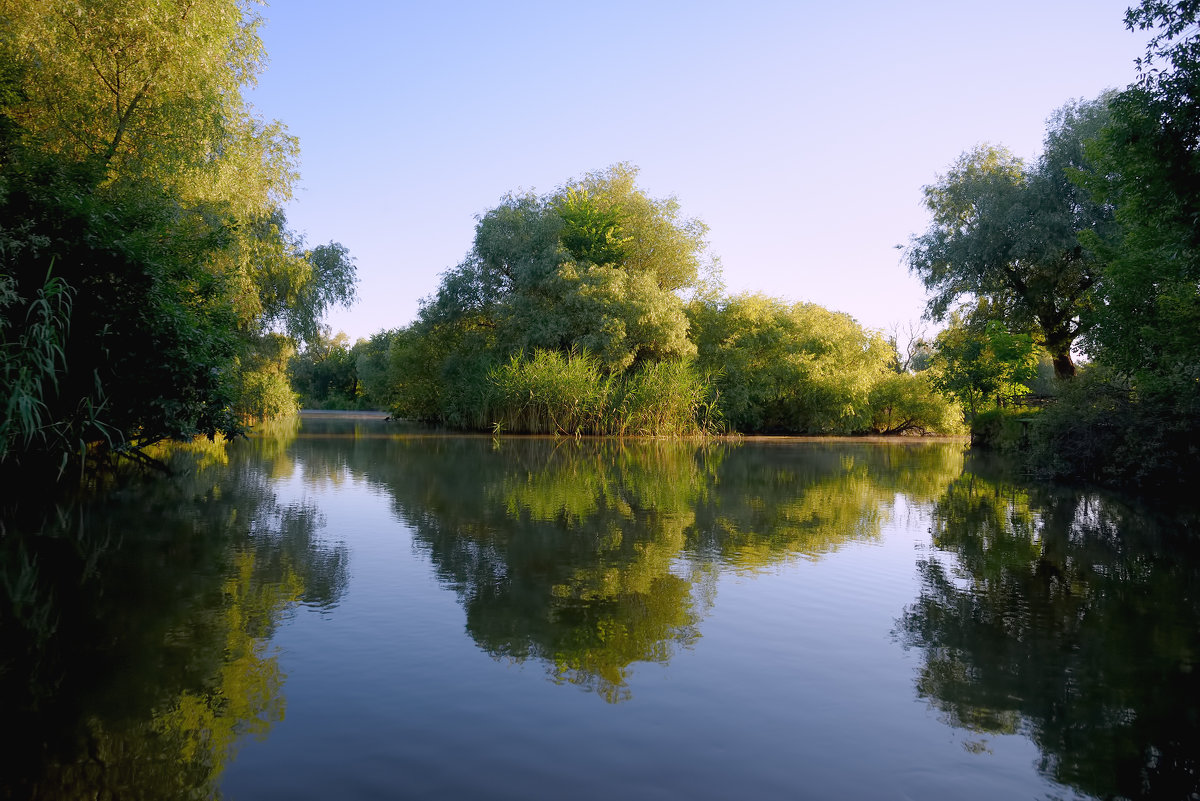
[1062,1,1200,478]
[376,168,960,436]
[931,313,1040,416]
[907,97,1116,378]
[906,0,1200,492]
[0,0,355,481]
[287,327,401,411]
[688,293,958,435]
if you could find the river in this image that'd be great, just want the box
[2,413,1197,800]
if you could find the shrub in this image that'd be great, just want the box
[868,372,963,435]
[1027,369,1200,493]
[969,407,1032,450]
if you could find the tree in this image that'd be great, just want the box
[393,165,715,428]
[908,96,1117,378]
[1082,1,1200,394]
[868,372,962,435]
[931,312,1041,417]
[351,329,399,410]
[426,164,709,373]
[688,293,900,433]
[0,0,355,477]
[1008,0,1200,491]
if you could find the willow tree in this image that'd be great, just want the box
[426,163,710,372]
[688,293,897,434]
[0,0,354,475]
[908,96,1116,378]
[399,164,715,427]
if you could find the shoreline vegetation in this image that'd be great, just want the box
[289,166,964,441]
[1,1,1198,500]
[297,409,969,444]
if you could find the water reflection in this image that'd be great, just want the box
[352,437,966,702]
[18,419,1200,800]
[0,437,347,799]
[896,455,1200,799]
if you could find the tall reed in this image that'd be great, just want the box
[485,349,717,436]
[0,267,108,476]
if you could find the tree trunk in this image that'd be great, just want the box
[1041,324,1076,379]
[1051,348,1075,379]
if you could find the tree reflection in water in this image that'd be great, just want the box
[0,431,347,800]
[367,437,966,703]
[897,456,1200,800]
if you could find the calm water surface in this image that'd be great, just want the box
[2,415,1199,800]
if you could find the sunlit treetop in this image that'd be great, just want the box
[2,0,294,209]
[421,163,715,373]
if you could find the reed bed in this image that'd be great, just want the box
[484,350,717,436]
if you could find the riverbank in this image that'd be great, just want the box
[298,410,969,444]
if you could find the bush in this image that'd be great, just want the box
[1027,369,1200,493]
[868,372,963,435]
[969,407,1033,450]
[689,294,893,434]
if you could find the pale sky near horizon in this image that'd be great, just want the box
[247,1,1150,343]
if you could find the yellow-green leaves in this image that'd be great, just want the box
[0,0,353,477]
[690,293,901,434]
[4,0,274,186]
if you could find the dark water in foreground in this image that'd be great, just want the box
[2,415,1199,800]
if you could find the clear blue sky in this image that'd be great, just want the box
[247,0,1148,343]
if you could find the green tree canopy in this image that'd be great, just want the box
[425,163,711,374]
[931,309,1041,417]
[908,95,1116,378]
[1082,1,1200,394]
[688,293,898,433]
[0,0,355,475]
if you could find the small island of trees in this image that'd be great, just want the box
[293,0,1200,495]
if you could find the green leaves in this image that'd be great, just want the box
[908,97,1116,377]
[555,187,629,266]
[688,293,927,434]
[0,0,354,481]
[398,164,713,430]
[0,268,75,461]
[931,316,1040,417]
